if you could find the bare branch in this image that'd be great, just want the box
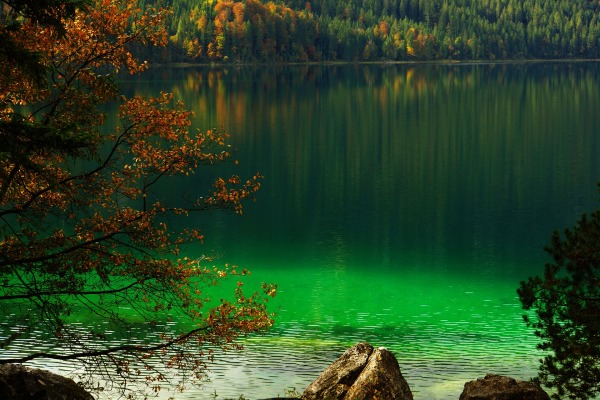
[0,279,144,301]
[0,326,211,364]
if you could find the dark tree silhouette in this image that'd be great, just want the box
[518,184,600,400]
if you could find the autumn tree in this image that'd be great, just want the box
[0,0,91,159]
[0,0,275,397]
[518,185,600,400]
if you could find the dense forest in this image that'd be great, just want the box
[146,0,600,62]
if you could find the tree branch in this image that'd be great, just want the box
[0,163,21,205]
[0,230,122,268]
[0,326,211,364]
[0,126,131,219]
[0,279,145,301]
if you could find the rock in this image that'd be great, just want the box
[302,342,373,400]
[0,364,94,400]
[344,347,413,400]
[459,374,551,400]
[302,342,413,400]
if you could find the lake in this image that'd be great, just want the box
[14,62,600,398]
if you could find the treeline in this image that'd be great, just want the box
[147,0,600,62]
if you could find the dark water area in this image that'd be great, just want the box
[7,62,600,399]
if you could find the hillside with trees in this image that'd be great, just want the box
[153,0,600,62]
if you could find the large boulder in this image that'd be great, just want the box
[302,342,413,400]
[0,364,94,400]
[459,374,550,400]
[344,346,414,400]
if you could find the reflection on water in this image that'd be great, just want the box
[4,63,600,399]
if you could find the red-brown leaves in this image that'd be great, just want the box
[204,173,263,215]
[0,0,273,396]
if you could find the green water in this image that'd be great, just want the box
[127,62,600,399]
[14,63,600,399]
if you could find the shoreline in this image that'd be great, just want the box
[152,58,600,69]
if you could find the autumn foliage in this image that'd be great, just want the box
[163,0,600,62]
[0,0,274,397]
[184,0,317,61]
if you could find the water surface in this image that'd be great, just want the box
[12,63,600,399]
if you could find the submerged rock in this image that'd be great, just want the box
[301,342,413,400]
[459,374,550,400]
[0,364,94,400]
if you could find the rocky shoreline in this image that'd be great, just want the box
[0,342,550,399]
[295,342,550,400]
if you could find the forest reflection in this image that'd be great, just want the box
[94,62,600,399]
[121,62,600,273]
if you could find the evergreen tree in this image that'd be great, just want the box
[518,185,600,400]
